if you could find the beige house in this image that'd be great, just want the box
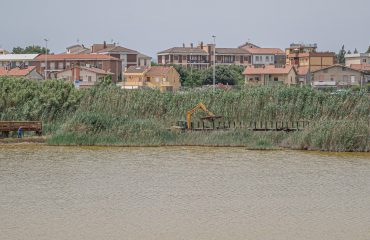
[243,65,297,86]
[57,66,113,88]
[311,65,365,89]
[123,66,181,92]
[345,53,370,66]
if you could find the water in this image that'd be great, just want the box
[1,145,370,240]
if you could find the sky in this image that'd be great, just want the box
[1,0,369,59]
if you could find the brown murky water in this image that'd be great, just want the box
[1,145,370,240]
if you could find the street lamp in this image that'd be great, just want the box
[212,35,216,92]
[44,38,48,80]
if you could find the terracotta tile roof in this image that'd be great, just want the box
[146,66,173,77]
[35,54,119,61]
[125,66,149,74]
[216,48,250,55]
[245,48,285,55]
[58,66,113,75]
[137,53,152,59]
[243,65,294,75]
[96,46,138,54]
[0,66,36,76]
[311,64,363,73]
[158,47,208,55]
[350,64,370,72]
[296,66,310,76]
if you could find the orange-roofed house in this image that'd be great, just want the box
[243,65,297,86]
[0,66,43,80]
[239,47,286,66]
[56,65,113,89]
[31,54,122,82]
[123,66,181,92]
[350,64,370,82]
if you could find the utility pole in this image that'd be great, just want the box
[212,35,216,92]
[44,38,48,80]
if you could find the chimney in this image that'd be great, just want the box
[76,64,81,81]
[200,41,204,49]
[190,43,193,48]
[183,43,185,48]
[103,41,107,49]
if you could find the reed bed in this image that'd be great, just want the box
[1,77,369,151]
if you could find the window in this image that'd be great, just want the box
[66,62,70,68]
[41,62,46,67]
[350,75,356,83]
[255,77,260,81]
[155,77,160,82]
[330,75,335,81]
[274,77,278,81]
[147,77,150,82]
[79,76,83,81]
[266,56,269,62]
[363,59,367,63]
[50,62,55,70]
[88,76,92,82]
[163,77,167,82]
[58,62,64,69]
[342,67,346,71]
[174,55,179,61]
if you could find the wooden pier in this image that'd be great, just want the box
[0,121,42,137]
[189,120,310,132]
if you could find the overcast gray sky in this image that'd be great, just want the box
[1,0,369,58]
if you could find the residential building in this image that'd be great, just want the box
[157,42,252,69]
[285,43,318,58]
[311,65,365,89]
[57,65,113,88]
[32,54,122,82]
[0,54,39,68]
[295,66,311,85]
[286,43,336,72]
[157,45,210,70]
[348,64,370,83]
[243,65,298,86]
[0,66,43,80]
[240,47,285,66]
[91,42,152,72]
[345,53,370,66]
[65,44,91,54]
[123,66,181,92]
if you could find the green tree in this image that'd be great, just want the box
[12,45,50,54]
[347,50,352,54]
[366,46,370,53]
[354,48,358,54]
[337,45,346,64]
[202,65,244,86]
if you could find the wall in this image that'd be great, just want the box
[312,66,363,86]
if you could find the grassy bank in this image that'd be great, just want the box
[1,77,369,151]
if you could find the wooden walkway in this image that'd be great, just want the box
[0,121,42,137]
[190,120,310,132]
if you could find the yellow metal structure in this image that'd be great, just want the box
[186,103,215,129]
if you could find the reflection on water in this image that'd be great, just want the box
[1,145,370,240]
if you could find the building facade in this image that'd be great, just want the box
[243,65,297,86]
[0,54,39,68]
[345,53,370,66]
[32,54,122,82]
[57,66,112,88]
[0,66,43,80]
[123,66,181,92]
[311,65,364,89]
